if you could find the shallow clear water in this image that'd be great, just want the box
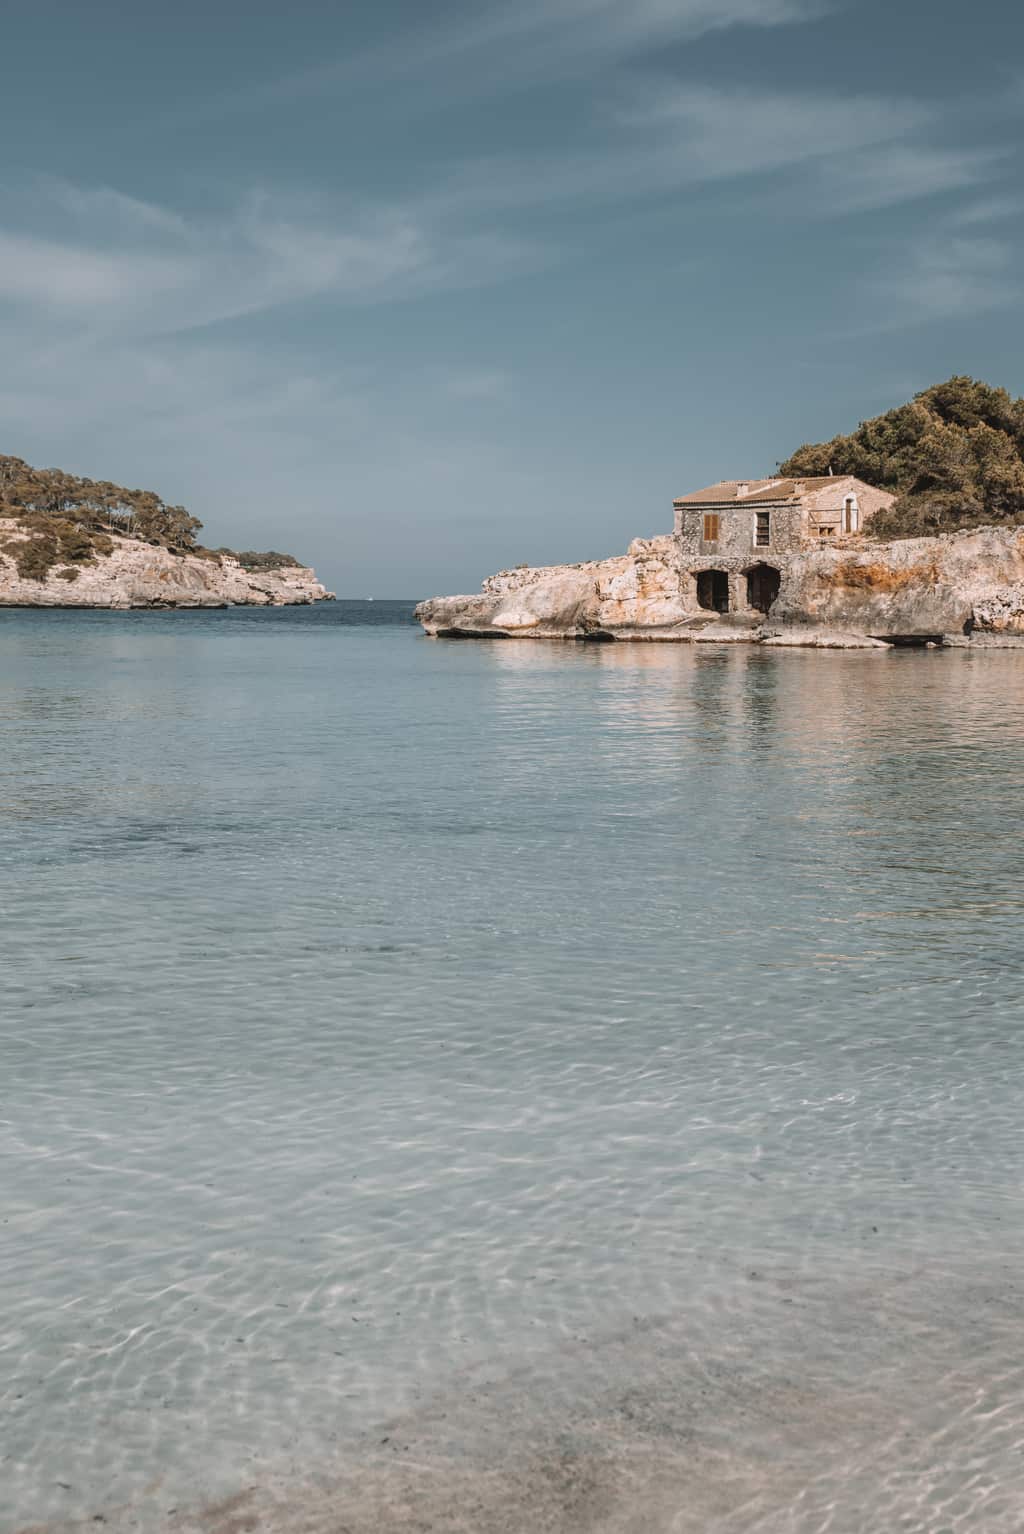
[2,605,1023,1532]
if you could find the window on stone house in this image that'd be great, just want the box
[755,511,771,547]
[703,513,719,542]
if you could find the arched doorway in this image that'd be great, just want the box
[746,563,781,614]
[696,569,730,613]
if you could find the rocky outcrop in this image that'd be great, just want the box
[418,537,690,640]
[768,528,1024,638]
[0,520,333,608]
[415,526,1024,646]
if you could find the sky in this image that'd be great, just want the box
[2,0,1023,595]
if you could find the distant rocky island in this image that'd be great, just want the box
[417,376,1024,648]
[0,454,332,608]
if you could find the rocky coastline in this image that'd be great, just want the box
[0,519,333,608]
[415,525,1024,648]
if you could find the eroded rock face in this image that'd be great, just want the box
[415,526,1024,645]
[767,528,1024,637]
[418,537,692,639]
[0,522,334,608]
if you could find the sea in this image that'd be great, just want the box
[2,601,1023,1533]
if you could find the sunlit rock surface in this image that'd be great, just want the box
[416,526,1024,646]
[0,520,333,607]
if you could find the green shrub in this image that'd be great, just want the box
[0,516,119,579]
[0,453,203,549]
[781,375,1024,538]
[0,451,318,568]
[2,532,60,581]
[57,523,95,561]
[217,548,301,570]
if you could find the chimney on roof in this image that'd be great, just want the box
[737,482,749,497]
[828,465,834,476]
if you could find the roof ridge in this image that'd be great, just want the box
[674,472,873,503]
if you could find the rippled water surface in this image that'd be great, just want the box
[2,603,1023,1533]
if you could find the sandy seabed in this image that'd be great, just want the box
[33,1260,1024,1534]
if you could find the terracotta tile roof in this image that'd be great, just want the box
[673,479,766,505]
[674,475,860,506]
[734,479,830,504]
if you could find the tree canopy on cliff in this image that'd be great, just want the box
[213,549,301,570]
[0,454,203,549]
[0,453,303,581]
[780,376,1024,538]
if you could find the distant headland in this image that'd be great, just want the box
[0,454,332,608]
[417,377,1024,648]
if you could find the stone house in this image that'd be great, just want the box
[673,474,896,617]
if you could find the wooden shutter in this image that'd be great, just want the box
[703,513,719,542]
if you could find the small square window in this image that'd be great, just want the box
[703,513,719,543]
[755,511,771,547]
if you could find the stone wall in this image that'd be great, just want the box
[675,503,807,560]
[672,505,802,618]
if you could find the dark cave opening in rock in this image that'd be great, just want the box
[696,569,730,613]
[745,564,781,614]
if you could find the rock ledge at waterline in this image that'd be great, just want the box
[0,520,333,608]
[415,527,1024,648]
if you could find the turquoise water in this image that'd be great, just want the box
[2,605,1023,1533]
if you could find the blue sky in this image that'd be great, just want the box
[2,0,1022,594]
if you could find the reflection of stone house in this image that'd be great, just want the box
[673,475,896,617]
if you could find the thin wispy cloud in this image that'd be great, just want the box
[801,186,1023,343]
[619,83,925,171]
[869,233,1017,324]
[847,183,1024,334]
[0,181,545,338]
[946,192,1024,227]
[198,0,828,122]
[0,232,185,309]
[0,333,354,442]
[3,0,1022,592]
[802,144,1008,214]
[418,84,988,218]
[44,181,190,238]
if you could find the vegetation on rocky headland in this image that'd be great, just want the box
[780,376,1024,539]
[212,549,301,571]
[0,512,115,583]
[0,453,300,582]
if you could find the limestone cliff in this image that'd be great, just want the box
[0,520,333,608]
[415,527,1024,647]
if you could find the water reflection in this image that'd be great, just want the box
[2,619,1024,1531]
